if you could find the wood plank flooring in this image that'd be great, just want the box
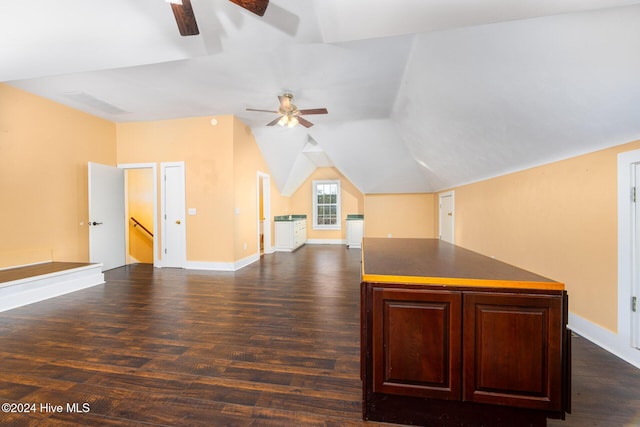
[0,245,638,426]
[0,263,92,285]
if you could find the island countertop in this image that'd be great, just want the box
[361,237,564,291]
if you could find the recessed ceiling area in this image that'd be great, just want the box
[3,0,640,194]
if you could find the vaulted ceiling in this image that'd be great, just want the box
[4,0,640,195]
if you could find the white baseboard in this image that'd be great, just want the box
[569,311,640,369]
[185,253,260,272]
[306,239,346,245]
[0,264,105,312]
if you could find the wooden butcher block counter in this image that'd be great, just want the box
[360,238,570,427]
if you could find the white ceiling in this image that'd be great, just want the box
[4,0,640,194]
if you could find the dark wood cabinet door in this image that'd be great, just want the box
[463,292,563,411]
[372,287,462,399]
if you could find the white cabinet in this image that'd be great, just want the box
[275,218,307,252]
[346,217,364,248]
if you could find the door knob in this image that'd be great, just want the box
[176,220,181,225]
[91,221,103,226]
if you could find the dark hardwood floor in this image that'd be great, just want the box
[0,263,92,285]
[0,245,639,426]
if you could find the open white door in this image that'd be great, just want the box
[88,162,126,271]
[633,163,640,349]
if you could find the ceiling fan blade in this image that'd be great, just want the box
[170,0,199,36]
[266,117,282,126]
[247,108,279,113]
[228,0,269,17]
[297,116,314,128]
[298,108,328,115]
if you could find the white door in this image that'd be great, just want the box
[633,163,640,348]
[88,162,126,271]
[161,162,186,268]
[439,191,455,244]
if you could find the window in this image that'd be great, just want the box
[313,180,341,230]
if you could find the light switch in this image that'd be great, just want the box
[188,208,197,215]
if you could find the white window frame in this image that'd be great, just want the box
[312,180,341,230]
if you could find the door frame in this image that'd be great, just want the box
[439,191,455,244]
[118,163,158,267]
[618,149,640,350]
[257,172,273,255]
[160,161,187,268]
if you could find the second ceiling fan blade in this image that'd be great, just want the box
[228,0,269,17]
[297,108,328,115]
[171,0,199,36]
[247,108,279,113]
[297,117,314,128]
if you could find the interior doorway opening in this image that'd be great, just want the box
[120,163,158,267]
[257,172,272,256]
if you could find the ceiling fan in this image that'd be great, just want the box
[168,0,269,36]
[247,94,329,128]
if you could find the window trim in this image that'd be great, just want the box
[312,179,341,230]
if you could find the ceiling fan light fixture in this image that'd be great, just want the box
[277,115,299,128]
[165,0,183,5]
[278,115,289,127]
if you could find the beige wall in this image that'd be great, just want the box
[364,193,436,238]
[288,167,364,241]
[0,84,116,268]
[439,140,640,333]
[117,115,281,264]
[233,118,275,260]
[117,115,236,263]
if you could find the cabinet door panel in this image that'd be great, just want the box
[373,288,461,399]
[463,292,563,411]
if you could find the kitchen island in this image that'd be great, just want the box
[360,238,570,426]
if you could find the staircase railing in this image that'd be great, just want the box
[130,217,154,237]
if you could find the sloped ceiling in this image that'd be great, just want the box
[3,0,640,195]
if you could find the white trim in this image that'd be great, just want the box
[306,239,346,245]
[618,149,640,351]
[312,180,342,230]
[257,172,272,255]
[118,163,159,268]
[569,311,640,369]
[0,264,105,312]
[185,253,260,272]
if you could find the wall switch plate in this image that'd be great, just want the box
[188,208,197,215]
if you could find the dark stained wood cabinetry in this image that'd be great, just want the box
[463,292,565,411]
[372,288,462,400]
[361,238,570,426]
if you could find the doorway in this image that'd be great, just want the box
[257,172,272,255]
[439,191,455,244]
[119,163,157,267]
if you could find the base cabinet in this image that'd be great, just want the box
[346,219,364,248]
[362,284,570,426]
[274,219,306,252]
